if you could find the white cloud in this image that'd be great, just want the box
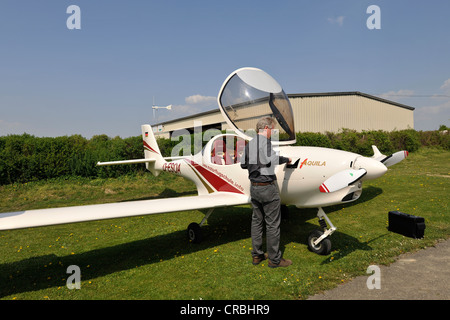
[154,94,217,124]
[414,100,450,130]
[440,78,450,93]
[185,94,216,106]
[379,83,450,130]
[179,94,216,115]
[379,89,414,100]
[417,101,450,115]
[327,16,345,27]
[172,104,203,116]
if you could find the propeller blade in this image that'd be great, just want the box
[319,169,367,193]
[380,150,409,167]
[371,145,386,161]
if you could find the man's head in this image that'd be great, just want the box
[256,117,276,139]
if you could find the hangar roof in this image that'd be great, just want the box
[153,91,414,128]
[288,91,415,111]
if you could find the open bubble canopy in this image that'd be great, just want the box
[217,67,296,145]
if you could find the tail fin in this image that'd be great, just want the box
[142,124,166,176]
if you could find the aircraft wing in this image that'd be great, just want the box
[0,193,250,231]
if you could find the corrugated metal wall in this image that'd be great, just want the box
[161,112,225,133]
[290,95,414,133]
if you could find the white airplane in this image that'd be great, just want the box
[0,67,408,255]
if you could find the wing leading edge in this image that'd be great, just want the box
[0,193,250,231]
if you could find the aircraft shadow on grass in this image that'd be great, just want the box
[0,186,382,298]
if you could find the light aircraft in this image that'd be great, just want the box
[0,67,408,255]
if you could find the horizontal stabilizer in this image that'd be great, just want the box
[97,158,156,166]
[0,193,249,231]
[319,168,367,193]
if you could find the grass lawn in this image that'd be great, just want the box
[0,147,448,300]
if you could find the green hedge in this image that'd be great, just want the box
[294,129,426,156]
[0,134,144,185]
[0,129,448,185]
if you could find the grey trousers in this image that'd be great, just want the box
[250,182,282,264]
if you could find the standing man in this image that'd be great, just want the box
[240,117,292,268]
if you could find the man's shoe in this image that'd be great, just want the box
[268,258,292,268]
[252,253,268,265]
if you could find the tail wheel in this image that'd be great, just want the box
[307,230,331,255]
[187,222,203,243]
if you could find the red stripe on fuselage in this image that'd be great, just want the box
[185,159,244,194]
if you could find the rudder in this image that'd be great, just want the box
[142,124,165,176]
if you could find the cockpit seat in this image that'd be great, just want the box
[212,140,233,165]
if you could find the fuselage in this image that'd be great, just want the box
[156,134,387,209]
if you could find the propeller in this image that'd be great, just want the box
[319,146,408,194]
[319,168,367,193]
[380,150,409,167]
[371,145,408,167]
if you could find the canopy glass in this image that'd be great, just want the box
[218,68,296,144]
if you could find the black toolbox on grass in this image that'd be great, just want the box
[388,211,425,239]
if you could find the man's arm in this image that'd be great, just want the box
[278,156,291,165]
[240,143,249,169]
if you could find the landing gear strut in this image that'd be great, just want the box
[307,207,335,255]
[187,208,214,243]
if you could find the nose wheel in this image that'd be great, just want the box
[308,230,332,255]
[307,208,335,255]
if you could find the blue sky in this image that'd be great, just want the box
[1,0,449,138]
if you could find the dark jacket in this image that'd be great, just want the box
[240,134,290,183]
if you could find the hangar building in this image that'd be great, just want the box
[152,92,414,138]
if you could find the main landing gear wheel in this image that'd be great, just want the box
[187,222,203,243]
[307,230,332,255]
[187,208,214,244]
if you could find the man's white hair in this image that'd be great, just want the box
[256,117,275,131]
